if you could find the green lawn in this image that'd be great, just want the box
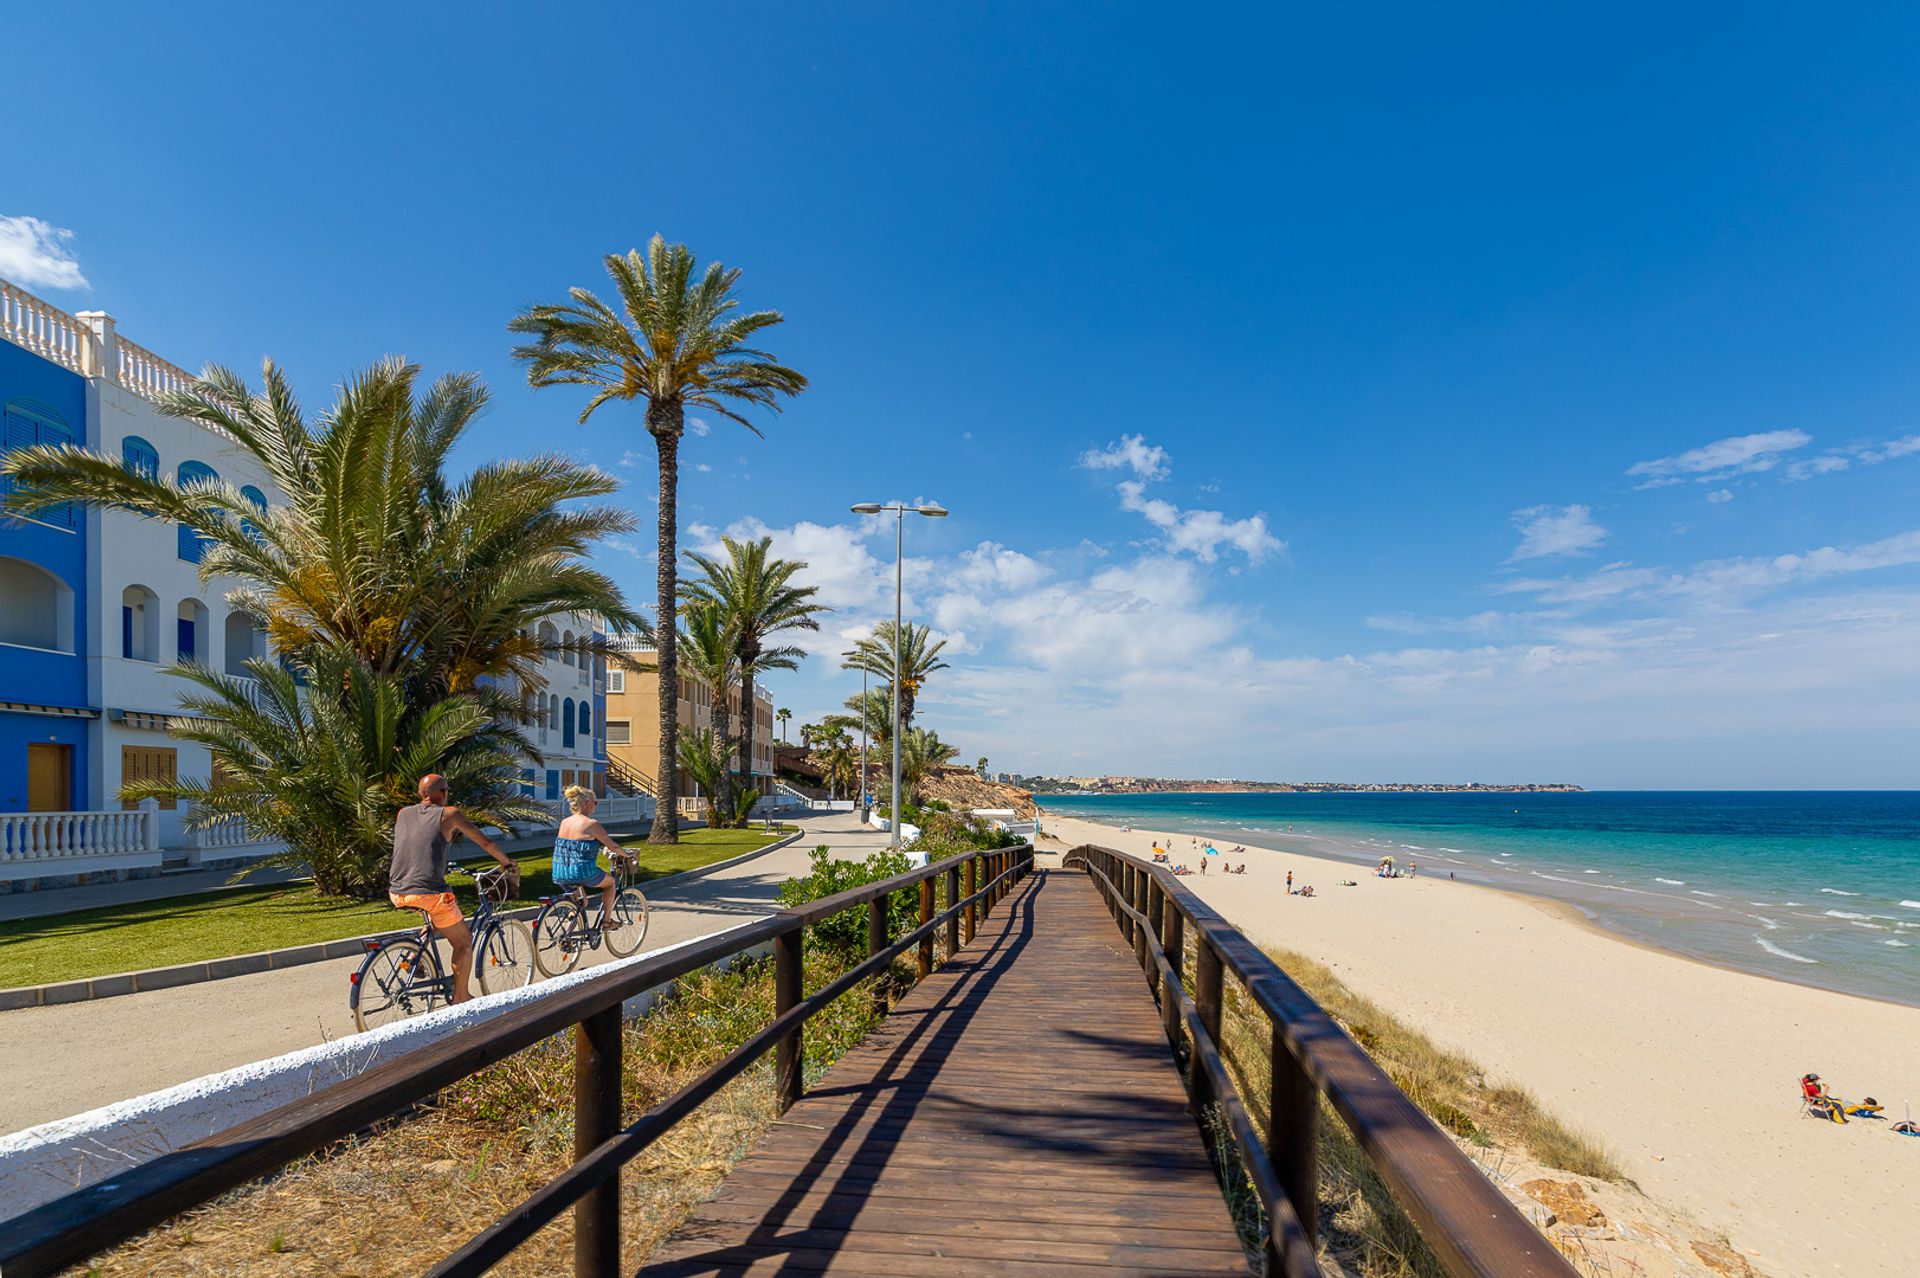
[0,825,796,989]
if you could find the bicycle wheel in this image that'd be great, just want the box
[475,919,536,994]
[532,898,584,977]
[602,888,651,958]
[350,939,442,1032]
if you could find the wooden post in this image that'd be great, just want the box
[1146,879,1164,987]
[918,877,934,978]
[774,928,804,1111]
[1132,867,1149,972]
[963,857,977,944]
[868,897,888,1019]
[1161,902,1185,1047]
[1270,1021,1320,1249]
[573,1004,622,1278]
[945,864,961,957]
[1192,939,1223,1111]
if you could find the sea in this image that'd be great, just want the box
[1036,791,1920,1008]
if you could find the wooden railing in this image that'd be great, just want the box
[1065,844,1576,1278]
[0,842,1035,1278]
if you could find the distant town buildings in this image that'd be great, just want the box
[1014,774,1582,795]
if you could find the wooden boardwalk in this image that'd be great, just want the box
[640,869,1251,1277]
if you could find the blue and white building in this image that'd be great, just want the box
[0,280,626,890]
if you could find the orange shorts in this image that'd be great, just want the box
[390,891,463,931]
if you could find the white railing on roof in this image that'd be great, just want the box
[0,277,203,409]
[115,335,195,402]
[0,282,95,376]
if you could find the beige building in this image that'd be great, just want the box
[602,637,774,800]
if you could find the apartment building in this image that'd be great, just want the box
[602,635,775,799]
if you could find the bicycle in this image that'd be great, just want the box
[530,851,651,977]
[349,862,536,1031]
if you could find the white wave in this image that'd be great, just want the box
[1584,869,1601,874]
[1756,937,1819,964]
[1655,878,1686,886]
[1825,910,1872,920]
[1755,916,1780,930]
[1689,890,1719,898]
[1530,872,1577,883]
[1782,902,1803,907]
[1887,940,1912,948]
[1849,921,1889,931]
[1819,888,1862,896]
[1902,901,1920,910]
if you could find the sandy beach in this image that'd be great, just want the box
[1043,813,1920,1278]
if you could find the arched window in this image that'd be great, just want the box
[561,630,575,666]
[121,584,160,661]
[239,485,267,544]
[121,435,159,481]
[177,598,208,663]
[548,694,561,742]
[4,400,77,529]
[176,462,218,563]
[224,611,263,676]
[562,697,576,748]
[0,557,75,651]
[578,702,592,741]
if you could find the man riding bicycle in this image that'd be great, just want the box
[390,774,520,1004]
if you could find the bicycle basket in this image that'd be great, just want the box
[474,864,518,904]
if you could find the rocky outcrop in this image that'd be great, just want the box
[1520,1178,1607,1228]
[919,769,1037,820]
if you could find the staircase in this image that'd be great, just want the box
[605,755,657,798]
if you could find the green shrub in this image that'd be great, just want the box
[776,845,917,959]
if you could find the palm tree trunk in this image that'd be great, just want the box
[648,405,681,843]
[738,663,757,818]
[712,698,733,824]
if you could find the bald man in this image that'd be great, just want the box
[389,774,519,1003]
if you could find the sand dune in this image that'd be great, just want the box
[1044,814,1920,1278]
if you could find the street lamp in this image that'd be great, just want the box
[851,501,949,851]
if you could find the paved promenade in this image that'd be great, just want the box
[0,815,889,1135]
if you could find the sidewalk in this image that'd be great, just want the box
[0,813,885,1135]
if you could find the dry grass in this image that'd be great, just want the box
[1200,942,1623,1278]
[75,948,910,1277]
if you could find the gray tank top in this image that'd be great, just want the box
[389,802,450,895]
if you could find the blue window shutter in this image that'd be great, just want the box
[5,402,77,528]
[562,698,576,748]
[546,770,560,800]
[240,485,267,543]
[176,462,218,562]
[178,616,196,662]
[122,435,159,481]
[123,607,134,658]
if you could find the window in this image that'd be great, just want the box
[561,631,575,665]
[176,462,218,562]
[605,719,631,745]
[121,745,178,811]
[545,769,559,800]
[239,485,267,544]
[4,400,78,529]
[0,557,75,651]
[578,703,592,740]
[121,585,160,661]
[121,435,159,481]
[224,611,263,676]
[562,697,576,748]
[607,667,625,693]
[177,598,208,662]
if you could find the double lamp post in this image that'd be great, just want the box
[850,501,947,851]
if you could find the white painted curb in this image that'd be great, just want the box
[0,921,772,1221]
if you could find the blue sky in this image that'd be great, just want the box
[5,3,1918,788]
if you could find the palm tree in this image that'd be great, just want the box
[681,536,825,808]
[898,726,960,806]
[808,723,857,801]
[120,648,548,898]
[0,359,643,697]
[841,621,949,730]
[678,601,741,822]
[511,237,806,843]
[977,756,989,777]
[675,728,726,822]
[777,707,791,743]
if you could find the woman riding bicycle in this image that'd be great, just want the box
[552,784,634,928]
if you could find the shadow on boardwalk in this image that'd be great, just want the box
[641,869,1250,1277]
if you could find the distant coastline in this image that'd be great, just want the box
[1020,777,1584,796]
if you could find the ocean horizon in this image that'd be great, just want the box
[1037,790,1920,1007]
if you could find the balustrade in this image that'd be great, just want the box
[0,810,157,863]
[0,283,92,374]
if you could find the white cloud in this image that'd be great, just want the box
[688,417,711,437]
[0,215,89,291]
[618,450,647,468]
[1115,481,1284,563]
[1707,489,1733,504]
[695,463,711,473]
[1497,528,1920,608]
[1785,432,1920,480]
[1508,504,1608,560]
[1627,430,1811,488]
[1078,434,1170,481]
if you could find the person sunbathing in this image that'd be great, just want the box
[1802,1073,1884,1123]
